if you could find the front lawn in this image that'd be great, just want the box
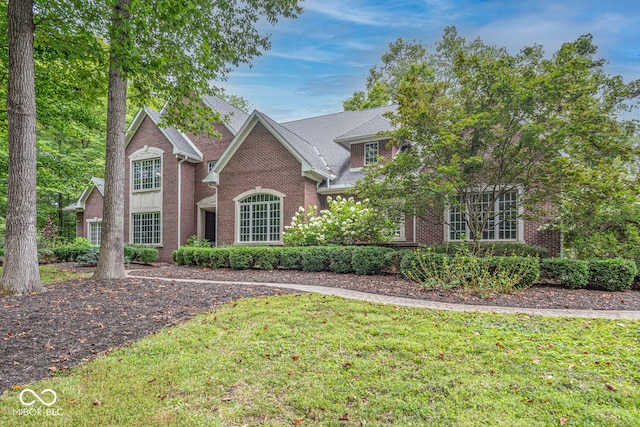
[0,294,638,426]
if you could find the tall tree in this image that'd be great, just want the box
[1,0,42,293]
[344,38,431,110]
[92,0,302,279]
[355,28,639,253]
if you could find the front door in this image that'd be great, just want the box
[205,211,216,244]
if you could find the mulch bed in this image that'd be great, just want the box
[1,262,639,394]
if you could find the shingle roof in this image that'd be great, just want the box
[280,105,397,178]
[335,114,395,142]
[202,95,250,135]
[144,108,202,161]
[258,112,332,177]
[62,177,105,211]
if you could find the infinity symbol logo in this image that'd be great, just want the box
[19,389,57,407]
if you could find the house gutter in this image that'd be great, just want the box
[177,156,187,247]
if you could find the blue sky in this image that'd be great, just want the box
[222,0,640,122]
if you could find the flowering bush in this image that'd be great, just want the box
[283,196,396,246]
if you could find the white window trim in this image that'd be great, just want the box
[443,190,524,243]
[130,211,162,246]
[86,217,102,246]
[364,142,379,166]
[207,160,217,173]
[233,187,285,244]
[390,217,406,242]
[129,146,164,193]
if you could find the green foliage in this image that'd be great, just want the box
[327,246,355,274]
[540,258,590,289]
[52,244,98,262]
[301,247,331,272]
[344,38,430,110]
[184,235,213,248]
[123,244,159,263]
[283,196,396,246]
[351,246,394,275]
[277,247,304,270]
[75,247,100,267]
[355,27,639,251]
[401,249,539,293]
[37,249,57,265]
[587,258,637,291]
[229,247,255,270]
[559,188,640,272]
[172,247,230,268]
[432,242,549,258]
[71,237,93,248]
[251,247,278,271]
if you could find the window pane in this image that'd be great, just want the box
[238,194,281,242]
[133,158,161,190]
[132,212,161,245]
[89,222,102,246]
[364,142,379,165]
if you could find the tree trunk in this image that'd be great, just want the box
[1,0,42,294]
[93,0,130,280]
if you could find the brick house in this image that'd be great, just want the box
[66,96,561,261]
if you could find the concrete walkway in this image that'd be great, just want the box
[129,274,640,320]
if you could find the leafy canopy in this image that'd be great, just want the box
[355,27,639,248]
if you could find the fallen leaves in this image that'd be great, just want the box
[605,383,618,392]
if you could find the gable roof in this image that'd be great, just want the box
[207,111,333,184]
[127,107,203,162]
[62,177,104,212]
[279,104,397,177]
[201,95,250,135]
[204,104,398,185]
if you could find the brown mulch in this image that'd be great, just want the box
[1,262,639,394]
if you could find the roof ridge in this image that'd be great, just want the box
[282,103,397,125]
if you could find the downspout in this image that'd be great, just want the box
[177,156,187,247]
[413,215,417,244]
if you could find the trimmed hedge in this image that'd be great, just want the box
[302,247,332,272]
[588,258,637,291]
[277,247,303,270]
[540,258,589,289]
[351,246,394,275]
[327,246,355,274]
[432,242,549,258]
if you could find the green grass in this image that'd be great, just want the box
[0,266,90,285]
[0,294,638,426]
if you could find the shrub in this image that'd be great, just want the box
[37,249,57,264]
[52,245,98,262]
[229,247,255,270]
[540,258,589,289]
[123,244,159,264]
[401,249,538,292]
[277,247,303,270]
[283,196,396,246]
[328,246,355,274]
[184,235,213,248]
[207,248,230,268]
[351,246,394,275]
[172,249,184,265]
[432,242,548,258]
[76,247,100,267]
[252,247,278,270]
[588,258,637,291]
[301,247,331,272]
[400,250,451,286]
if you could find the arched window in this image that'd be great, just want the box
[237,193,282,243]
